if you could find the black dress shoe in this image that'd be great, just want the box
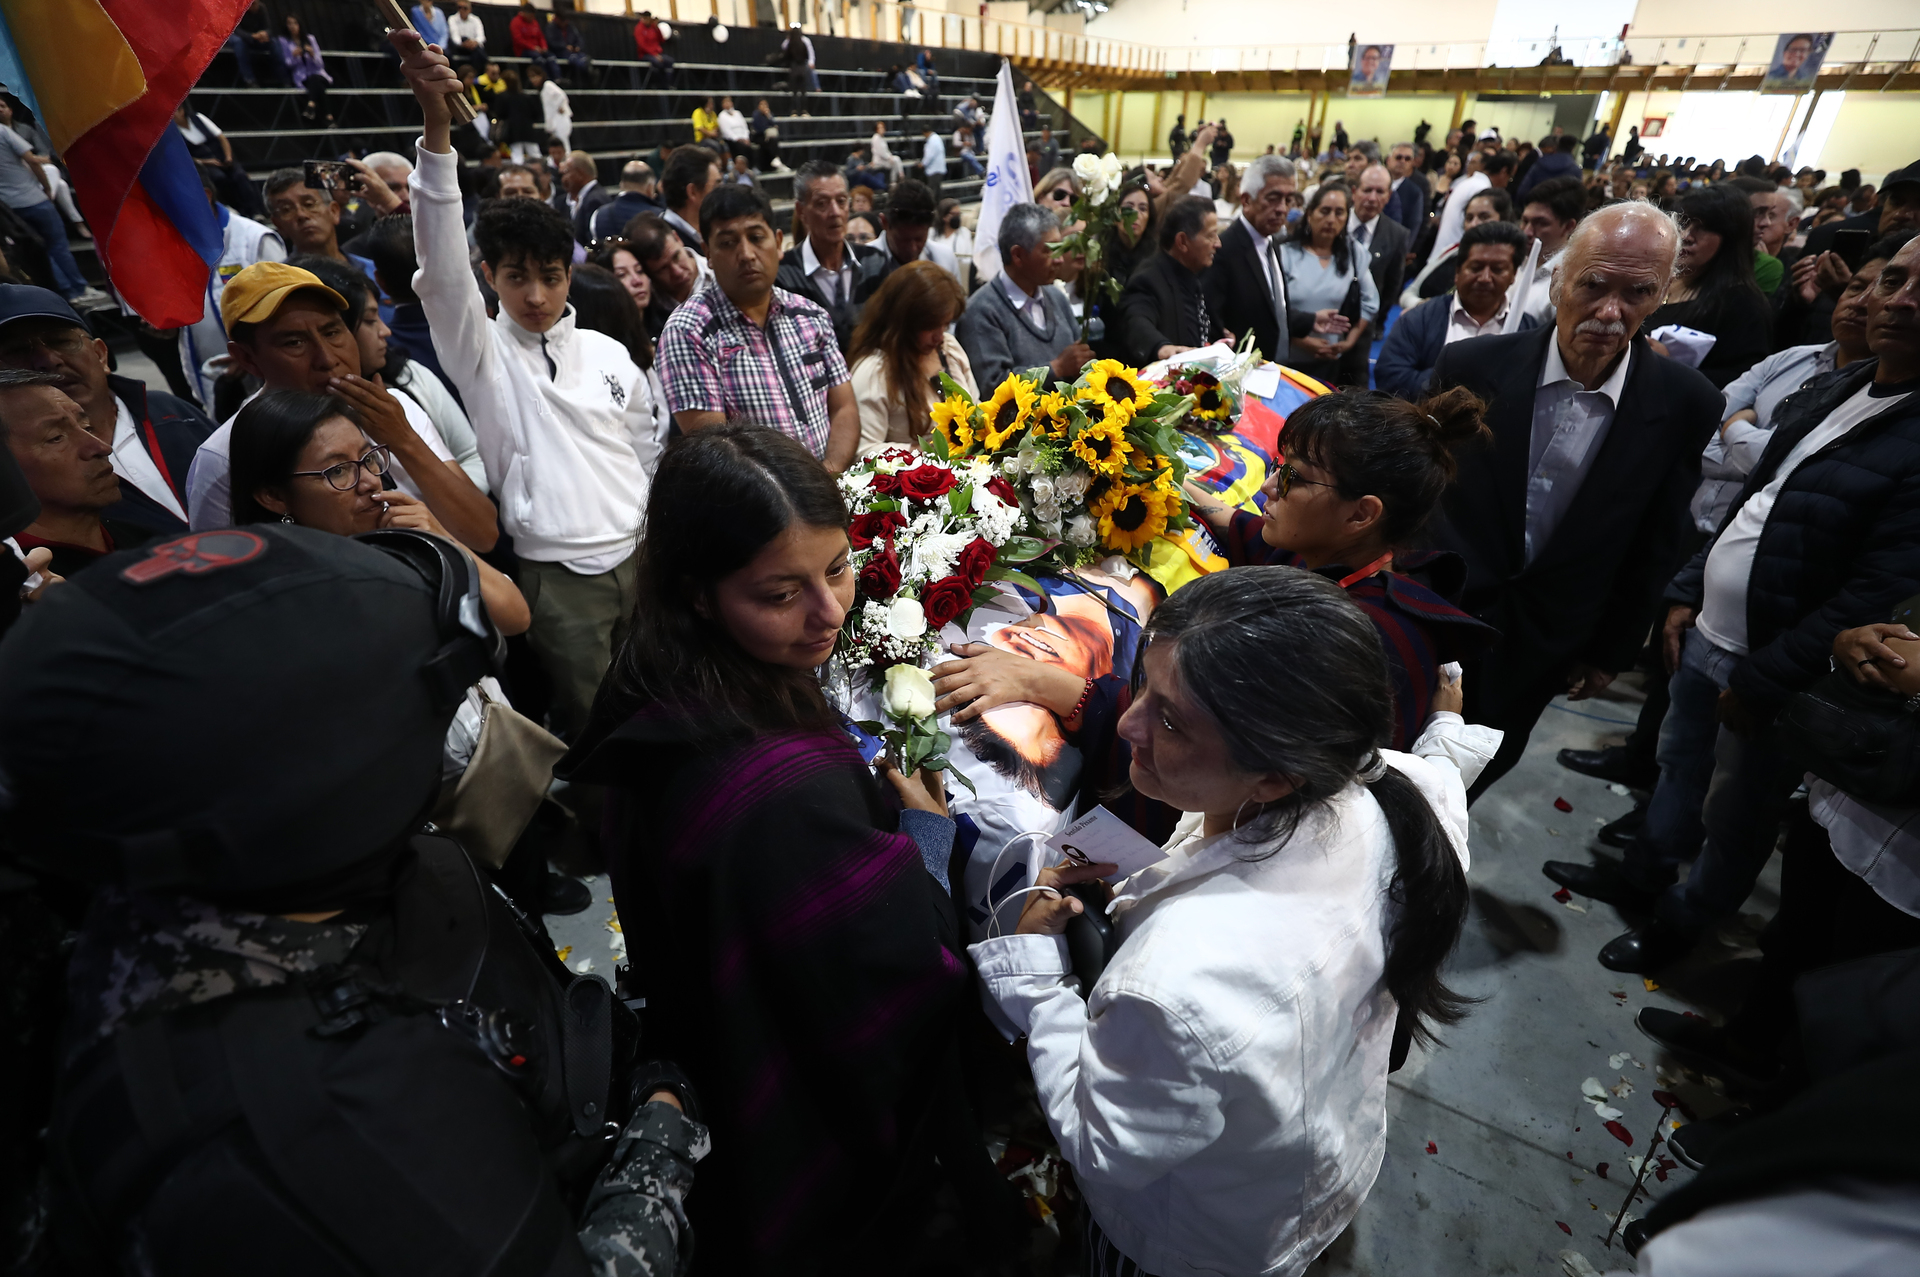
[1598,806,1645,848]
[1599,921,1696,973]
[542,872,594,916]
[1665,1109,1753,1171]
[1636,1007,1778,1091]
[1543,859,1659,911]
[1622,1218,1654,1257]
[1557,745,1659,788]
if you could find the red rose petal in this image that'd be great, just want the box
[1604,1120,1634,1146]
[1553,887,1572,903]
[1654,1164,1668,1182]
[1425,1141,1438,1154]
[1556,1221,1572,1235]
[1652,1089,1680,1109]
[1554,797,1573,812]
[1658,1157,1678,1171]
[1596,1162,1609,1179]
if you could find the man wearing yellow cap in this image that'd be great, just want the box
[183,262,496,550]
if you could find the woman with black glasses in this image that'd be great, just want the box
[1186,386,1499,747]
[229,388,527,633]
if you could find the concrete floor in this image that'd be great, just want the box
[543,683,1775,1277]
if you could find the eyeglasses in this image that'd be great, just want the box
[1043,187,1074,203]
[1271,459,1338,498]
[292,445,392,491]
[587,236,633,253]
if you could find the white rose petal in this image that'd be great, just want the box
[1030,474,1056,504]
[1101,152,1124,184]
[883,663,937,719]
[1065,514,1097,547]
[887,596,927,640]
[1072,153,1102,185]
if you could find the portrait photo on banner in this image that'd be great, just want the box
[1350,43,1393,99]
[1762,32,1832,92]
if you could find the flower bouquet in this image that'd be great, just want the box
[1144,333,1266,432]
[923,357,1197,578]
[1054,151,1143,343]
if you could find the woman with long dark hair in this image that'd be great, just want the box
[560,424,1016,1274]
[1187,386,1501,748]
[1280,181,1378,383]
[1641,182,1771,388]
[847,259,975,454]
[275,14,333,125]
[567,260,668,471]
[972,566,1482,1277]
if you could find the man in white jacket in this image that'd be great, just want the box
[531,64,571,151]
[398,30,660,740]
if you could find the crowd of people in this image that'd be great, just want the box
[3,5,1920,1275]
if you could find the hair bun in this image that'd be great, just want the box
[1413,386,1493,450]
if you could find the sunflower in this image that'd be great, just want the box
[1085,359,1156,412]
[1073,384,1136,432]
[1093,479,1177,552]
[1187,371,1232,423]
[929,395,977,455]
[979,375,1040,451]
[1071,415,1133,476]
[1031,391,1073,438]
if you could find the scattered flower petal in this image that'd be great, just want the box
[1595,1162,1609,1179]
[1643,977,1660,991]
[1547,826,1562,836]
[1609,783,1631,795]
[1581,1077,1610,1101]
[555,945,573,962]
[1555,797,1573,812]
[1610,1078,1635,1099]
[1627,1155,1644,1176]
[1651,1089,1680,1109]
[1592,1104,1623,1121]
[1554,887,1573,903]
[1604,1120,1634,1145]
[1426,1141,1438,1154]
[1609,1052,1632,1070]
[571,956,595,973]
[1555,1221,1572,1235]
[1562,898,1588,913]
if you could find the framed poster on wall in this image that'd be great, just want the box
[1642,117,1667,137]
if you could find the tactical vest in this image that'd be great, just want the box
[49,836,639,1276]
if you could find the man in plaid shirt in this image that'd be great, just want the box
[658,184,859,470]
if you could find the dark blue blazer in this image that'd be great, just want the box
[103,375,213,534]
[1374,295,1536,400]
[1384,174,1427,236]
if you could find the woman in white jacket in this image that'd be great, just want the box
[972,566,1492,1277]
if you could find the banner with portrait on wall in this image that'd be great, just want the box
[1762,32,1832,92]
[1349,42,1393,99]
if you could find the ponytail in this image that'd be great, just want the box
[1366,765,1474,1046]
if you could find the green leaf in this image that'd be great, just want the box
[970,584,1000,606]
[868,497,900,513]
[855,719,885,734]
[932,730,951,755]
[989,567,1047,596]
[996,536,1052,563]
[936,371,974,405]
[949,483,972,518]
[923,429,950,462]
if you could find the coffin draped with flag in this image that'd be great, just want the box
[0,0,249,326]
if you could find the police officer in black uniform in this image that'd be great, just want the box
[0,524,706,1275]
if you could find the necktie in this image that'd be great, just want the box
[1354,222,1370,250]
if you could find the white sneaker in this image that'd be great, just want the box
[772,159,790,172]
[69,287,115,310]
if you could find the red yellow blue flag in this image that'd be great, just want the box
[0,0,250,326]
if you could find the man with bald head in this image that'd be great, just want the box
[1428,201,1724,801]
[557,150,607,244]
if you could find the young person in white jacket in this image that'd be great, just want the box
[532,64,571,151]
[396,30,660,739]
[972,567,1496,1277]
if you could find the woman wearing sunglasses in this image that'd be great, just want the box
[1187,386,1498,748]
[1034,167,1080,212]
[229,388,528,634]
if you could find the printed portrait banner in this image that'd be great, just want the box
[1762,32,1832,93]
[1350,43,1393,99]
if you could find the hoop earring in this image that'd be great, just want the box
[1232,796,1257,831]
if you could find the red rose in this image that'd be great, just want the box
[956,536,997,587]
[921,574,975,629]
[848,509,906,550]
[858,546,902,599]
[897,464,960,501]
[867,471,902,496]
[985,475,1020,506]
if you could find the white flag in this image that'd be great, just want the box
[971,59,1033,284]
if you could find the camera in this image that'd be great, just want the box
[303,159,361,193]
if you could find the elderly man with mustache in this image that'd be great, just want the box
[1426,201,1724,801]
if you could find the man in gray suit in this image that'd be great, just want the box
[955,204,1093,388]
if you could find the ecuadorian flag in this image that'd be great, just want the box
[0,0,249,326]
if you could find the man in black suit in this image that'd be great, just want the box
[1383,141,1428,237]
[1343,162,1408,382]
[1119,196,1226,365]
[1428,202,1723,801]
[772,160,884,355]
[555,150,609,246]
[1200,154,1346,364]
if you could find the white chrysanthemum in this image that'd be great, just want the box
[910,531,971,581]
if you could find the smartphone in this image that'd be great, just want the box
[1832,228,1873,272]
[303,159,361,193]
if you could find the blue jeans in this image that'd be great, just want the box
[14,199,88,298]
[1630,628,1804,932]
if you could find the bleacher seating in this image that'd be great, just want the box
[190,4,1105,215]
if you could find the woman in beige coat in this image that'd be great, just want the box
[848,260,978,455]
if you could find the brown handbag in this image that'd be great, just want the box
[431,684,569,869]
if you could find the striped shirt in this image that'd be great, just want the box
[657,280,848,459]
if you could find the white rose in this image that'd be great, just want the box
[1101,152,1124,186]
[1030,474,1056,504]
[1065,514,1098,547]
[887,596,927,640]
[1055,469,1091,503]
[883,663,937,719]
[1072,152,1102,186]
[1034,497,1062,526]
